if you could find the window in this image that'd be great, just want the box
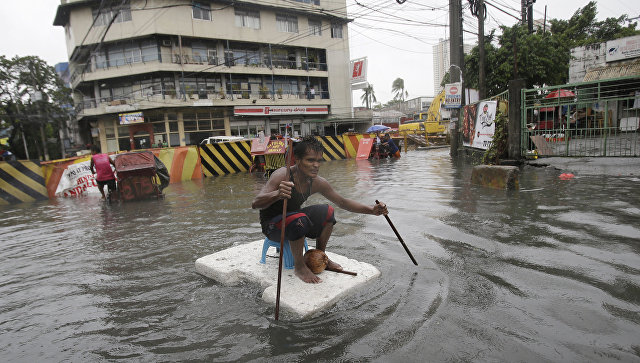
[276,14,298,33]
[235,9,260,29]
[92,3,132,26]
[331,23,343,38]
[192,2,211,20]
[295,0,320,4]
[308,19,322,36]
[192,42,208,63]
[141,40,158,62]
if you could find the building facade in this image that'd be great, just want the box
[54,0,352,153]
[432,38,472,96]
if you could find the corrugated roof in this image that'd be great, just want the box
[583,59,640,82]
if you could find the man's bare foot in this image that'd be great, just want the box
[294,265,322,283]
[327,258,342,271]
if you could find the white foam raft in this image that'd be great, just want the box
[195,240,380,318]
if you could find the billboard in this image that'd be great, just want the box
[606,35,640,62]
[350,57,368,84]
[118,111,144,125]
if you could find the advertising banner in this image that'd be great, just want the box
[444,82,462,109]
[119,111,144,125]
[462,101,497,150]
[54,160,100,197]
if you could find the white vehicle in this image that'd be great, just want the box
[199,136,245,145]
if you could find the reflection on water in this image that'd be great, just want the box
[1,149,639,361]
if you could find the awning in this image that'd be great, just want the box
[583,59,640,82]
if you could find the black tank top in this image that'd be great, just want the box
[259,171,312,231]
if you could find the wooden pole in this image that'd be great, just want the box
[325,267,357,276]
[275,132,293,320]
[375,200,418,265]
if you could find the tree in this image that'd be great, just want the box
[391,77,408,102]
[360,84,377,109]
[0,55,72,160]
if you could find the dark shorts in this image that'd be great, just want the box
[264,204,336,242]
[97,179,116,191]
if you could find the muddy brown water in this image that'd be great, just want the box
[1,149,639,361]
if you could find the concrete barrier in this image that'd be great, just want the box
[471,165,519,190]
[0,160,49,205]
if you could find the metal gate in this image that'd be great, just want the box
[521,77,640,157]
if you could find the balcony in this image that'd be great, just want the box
[70,51,328,88]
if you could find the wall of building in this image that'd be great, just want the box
[569,43,606,84]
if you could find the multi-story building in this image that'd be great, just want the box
[54,0,351,153]
[432,38,472,96]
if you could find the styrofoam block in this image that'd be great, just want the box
[195,240,380,318]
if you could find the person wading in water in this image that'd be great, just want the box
[252,136,388,283]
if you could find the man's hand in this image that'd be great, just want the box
[372,201,388,216]
[278,181,294,200]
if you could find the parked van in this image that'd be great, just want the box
[200,136,245,145]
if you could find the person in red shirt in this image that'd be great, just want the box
[89,145,116,199]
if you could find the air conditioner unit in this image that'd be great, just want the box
[162,39,172,47]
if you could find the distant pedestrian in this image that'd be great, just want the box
[89,145,116,200]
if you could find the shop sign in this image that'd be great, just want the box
[234,106,328,116]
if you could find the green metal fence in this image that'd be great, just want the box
[521,77,640,157]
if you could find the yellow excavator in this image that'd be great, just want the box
[398,90,447,134]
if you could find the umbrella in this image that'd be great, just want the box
[545,89,575,99]
[366,125,390,133]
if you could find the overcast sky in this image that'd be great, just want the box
[0,0,637,107]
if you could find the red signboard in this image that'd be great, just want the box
[350,57,368,84]
[356,138,374,160]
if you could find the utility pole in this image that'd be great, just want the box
[29,62,50,161]
[521,0,527,24]
[527,0,535,33]
[476,0,486,99]
[449,0,463,157]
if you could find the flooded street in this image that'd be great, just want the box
[1,149,639,361]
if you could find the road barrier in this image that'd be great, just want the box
[199,140,252,177]
[0,160,49,205]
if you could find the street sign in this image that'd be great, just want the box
[444,82,462,109]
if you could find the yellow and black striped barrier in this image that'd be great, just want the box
[0,160,49,205]
[316,135,346,160]
[199,140,252,177]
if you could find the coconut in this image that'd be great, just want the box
[304,249,328,274]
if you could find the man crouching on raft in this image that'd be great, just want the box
[252,136,388,283]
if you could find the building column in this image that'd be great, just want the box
[178,112,186,146]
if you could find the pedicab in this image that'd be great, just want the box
[107,151,169,203]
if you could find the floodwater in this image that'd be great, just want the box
[1,149,639,362]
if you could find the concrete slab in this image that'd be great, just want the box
[471,165,519,190]
[195,240,380,318]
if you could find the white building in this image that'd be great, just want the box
[432,38,473,96]
[54,0,352,153]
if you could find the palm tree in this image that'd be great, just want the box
[391,77,408,102]
[360,84,377,109]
